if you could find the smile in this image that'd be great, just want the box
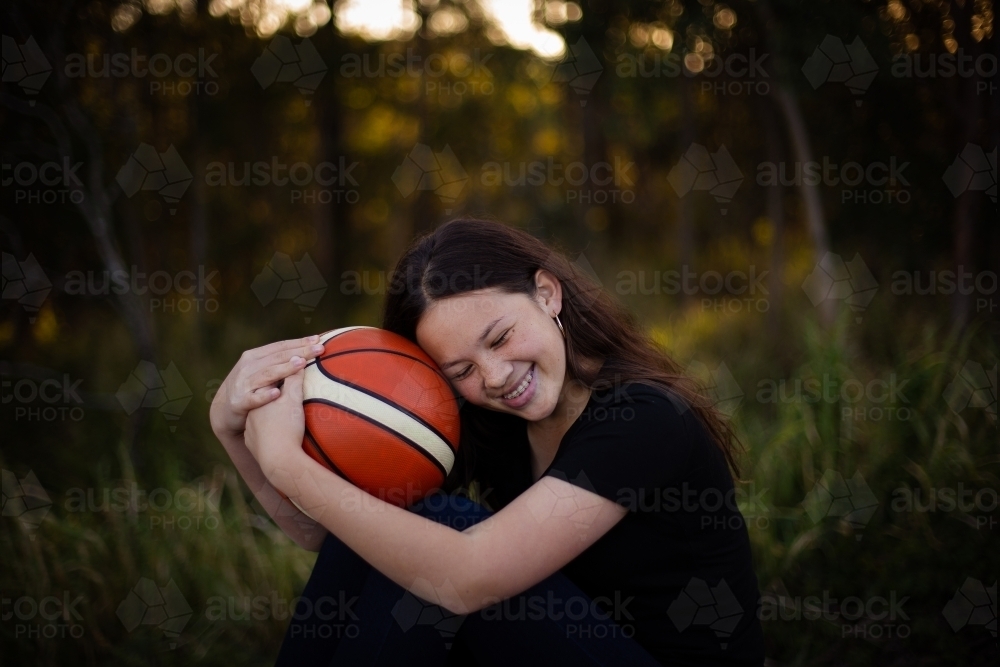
[502,364,534,400]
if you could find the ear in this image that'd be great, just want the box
[533,268,563,317]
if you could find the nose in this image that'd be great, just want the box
[480,357,512,393]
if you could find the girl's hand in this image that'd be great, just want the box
[244,368,308,481]
[210,335,325,438]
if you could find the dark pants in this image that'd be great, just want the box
[274,492,663,666]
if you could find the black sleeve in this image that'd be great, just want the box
[544,384,698,509]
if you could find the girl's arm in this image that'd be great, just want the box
[210,335,328,550]
[214,428,326,551]
[246,369,629,613]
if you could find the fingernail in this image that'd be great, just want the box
[291,356,304,364]
[309,335,320,343]
[311,344,324,353]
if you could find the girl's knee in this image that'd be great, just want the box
[407,491,493,528]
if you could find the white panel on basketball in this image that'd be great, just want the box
[318,326,374,345]
[303,366,456,473]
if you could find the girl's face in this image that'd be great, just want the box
[415,270,566,422]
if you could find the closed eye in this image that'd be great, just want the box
[453,329,511,380]
[492,329,511,349]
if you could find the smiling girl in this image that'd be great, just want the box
[210,218,765,666]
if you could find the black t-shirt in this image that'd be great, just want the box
[465,380,765,667]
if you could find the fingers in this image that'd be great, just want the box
[258,342,326,370]
[241,341,325,393]
[280,369,305,401]
[250,356,309,390]
[233,336,325,417]
[245,334,323,361]
[243,386,281,412]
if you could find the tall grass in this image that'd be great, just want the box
[659,303,997,667]
[2,296,996,666]
[2,437,318,666]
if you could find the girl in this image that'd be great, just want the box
[210,218,765,666]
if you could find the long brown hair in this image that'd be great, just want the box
[381,218,744,496]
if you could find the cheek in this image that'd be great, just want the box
[453,382,478,403]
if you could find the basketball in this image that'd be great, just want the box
[295,326,461,510]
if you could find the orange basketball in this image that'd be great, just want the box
[297,326,461,509]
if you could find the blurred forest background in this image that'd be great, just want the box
[1,0,997,665]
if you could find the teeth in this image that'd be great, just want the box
[504,368,533,400]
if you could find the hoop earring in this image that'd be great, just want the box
[554,314,566,339]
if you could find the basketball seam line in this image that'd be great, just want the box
[306,347,456,395]
[312,362,458,452]
[303,427,348,480]
[304,397,449,479]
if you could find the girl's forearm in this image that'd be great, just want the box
[268,452,484,614]
[214,428,327,551]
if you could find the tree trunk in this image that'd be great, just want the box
[759,95,786,335]
[677,79,695,306]
[754,0,834,327]
[948,0,987,332]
